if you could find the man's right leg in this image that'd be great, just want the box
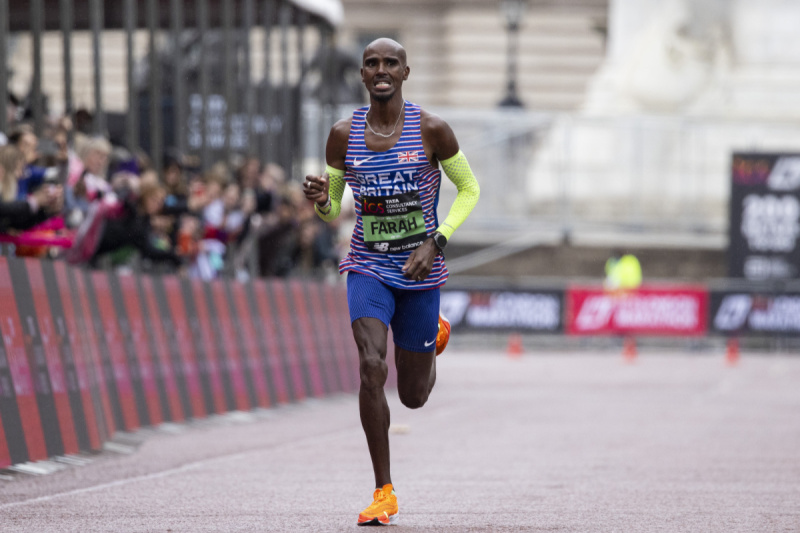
[352,317,392,488]
[347,273,400,525]
[353,319,400,526]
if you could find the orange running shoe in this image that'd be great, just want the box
[436,313,451,356]
[357,484,398,526]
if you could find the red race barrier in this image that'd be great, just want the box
[210,280,251,411]
[334,284,363,388]
[118,274,164,426]
[287,280,326,397]
[42,261,92,452]
[162,276,207,419]
[53,262,102,450]
[8,258,66,457]
[229,282,271,408]
[268,280,309,401]
[306,283,343,393]
[0,412,11,468]
[189,279,227,414]
[90,272,140,431]
[566,285,709,336]
[323,283,355,393]
[139,276,185,422]
[0,258,47,462]
[251,281,290,404]
[25,259,79,456]
[70,269,116,439]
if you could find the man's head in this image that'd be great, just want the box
[361,38,409,103]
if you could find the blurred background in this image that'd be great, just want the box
[1,0,799,350]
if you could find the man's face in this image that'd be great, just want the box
[361,40,409,102]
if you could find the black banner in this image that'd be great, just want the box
[710,290,800,336]
[440,289,564,333]
[729,153,800,280]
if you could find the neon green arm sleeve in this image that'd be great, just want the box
[437,150,480,240]
[314,165,345,222]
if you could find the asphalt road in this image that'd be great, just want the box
[1,350,799,532]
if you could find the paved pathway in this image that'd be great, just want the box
[1,351,798,532]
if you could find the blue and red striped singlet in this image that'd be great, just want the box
[339,101,448,290]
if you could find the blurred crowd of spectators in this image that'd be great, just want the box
[0,100,342,281]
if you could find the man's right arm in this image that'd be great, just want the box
[305,118,350,222]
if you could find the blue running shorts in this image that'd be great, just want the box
[347,271,440,353]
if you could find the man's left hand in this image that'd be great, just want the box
[402,238,438,281]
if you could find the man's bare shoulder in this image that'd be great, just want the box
[419,108,452,136]
[330,117,353,141]
[419,108,459,161]
[326,117,353,167]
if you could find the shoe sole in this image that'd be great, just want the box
[357,512,399,526]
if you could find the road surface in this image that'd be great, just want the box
[1,350,798,532]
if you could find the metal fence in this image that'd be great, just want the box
[1,0,342,175]
[414,109,800,238]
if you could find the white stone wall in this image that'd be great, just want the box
[527,0,800,239]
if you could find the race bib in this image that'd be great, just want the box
[361,192,427,253]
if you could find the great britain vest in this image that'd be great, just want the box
[338,101,448,290]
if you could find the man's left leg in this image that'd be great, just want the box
[395,347,435,408]
[391,286,440,406]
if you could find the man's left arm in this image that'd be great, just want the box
[402,113,480,281]
[435,150,480,240]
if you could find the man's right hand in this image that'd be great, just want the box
[303,174,330,208]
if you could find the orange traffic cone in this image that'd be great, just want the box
[725,338,740,367]
[622,336,637,363]
[507,333,523,358]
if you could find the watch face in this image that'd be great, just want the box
[434,233,447,250]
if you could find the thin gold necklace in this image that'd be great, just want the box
[365,101,405,138]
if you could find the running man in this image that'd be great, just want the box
[303,37,480,526]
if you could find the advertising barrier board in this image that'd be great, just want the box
[440,289,563,333]
[710,290,800,336]
[729,153,800,280]
[565,286,708,336]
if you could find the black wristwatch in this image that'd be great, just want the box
[430,231,447,254]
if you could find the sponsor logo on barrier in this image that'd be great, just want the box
[577,295,701,330]
[567,286,707,336]
[768,156,800,191]
[711,292,800,334]
[713,295,752,331]
[440,290,562,332]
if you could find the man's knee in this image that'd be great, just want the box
[398,386,429,409]
[360,356,388,389]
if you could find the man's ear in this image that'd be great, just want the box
[403,66,410,80]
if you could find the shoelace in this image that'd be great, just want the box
[366,488,390,511]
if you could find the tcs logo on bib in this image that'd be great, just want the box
[363,199,385,214]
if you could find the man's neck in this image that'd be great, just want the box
[368,96,405,124]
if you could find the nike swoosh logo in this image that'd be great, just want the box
[424,339,436,347]
[353,155,376,167]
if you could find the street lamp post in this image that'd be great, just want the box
[498,0,526,108]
